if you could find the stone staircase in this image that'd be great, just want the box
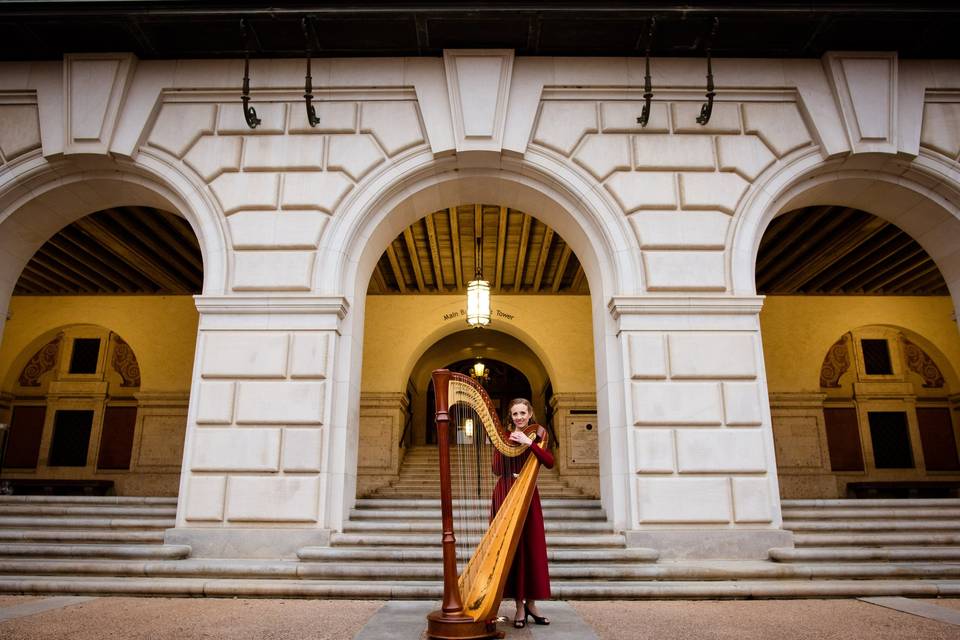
[364,445,589,498]
[0,489,958,598]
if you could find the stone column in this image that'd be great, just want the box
[166,295,346,558]
[549,392,600,497]
[611,295,792,559]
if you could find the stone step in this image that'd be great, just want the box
[770,547,960,563]
[0,496,177,506]
[331,532,627,548]
[0,505,176,518]
[369,488,586,498]
[782,499,960,508]
[297,547,659,563]
[354,498,601,509]
[785,520,960,532]
[341,519,611,534]
[0,516,174,530]
[783,508,960,520]
[794,532,960,547]
[0,530,166,544]
[0,575,957,599]
[0,543,190,559]
[347,508,606,521]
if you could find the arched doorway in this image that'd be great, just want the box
[742,170,960,498]
[0,159,220,497]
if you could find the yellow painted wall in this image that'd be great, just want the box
[0,296,198,392]
[361,295,595,393]
[759,296,960,393]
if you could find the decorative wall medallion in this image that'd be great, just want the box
[111,335,141,387]
[819,333,852,388]
[18,333,63,387]
[901,335,945,388]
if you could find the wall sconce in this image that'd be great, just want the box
[302,17,320,128]
[470,360,489,383]
[636,17,656,128]
[696,18,720,126]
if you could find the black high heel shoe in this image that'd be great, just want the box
[513,613,526,629]
[525,604,550,626]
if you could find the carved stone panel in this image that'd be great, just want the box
[901,336,945,388]
[820,333,852,388]
[18,333,63,387]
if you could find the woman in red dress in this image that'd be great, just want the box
[490,398,554,630]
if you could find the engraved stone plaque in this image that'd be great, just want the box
[567,415,599,465]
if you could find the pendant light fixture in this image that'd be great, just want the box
[466,216,491,327]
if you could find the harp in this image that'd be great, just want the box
[426,368,548,640]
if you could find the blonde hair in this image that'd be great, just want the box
[506,398,535,428]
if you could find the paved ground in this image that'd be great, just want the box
[0,596,957,639]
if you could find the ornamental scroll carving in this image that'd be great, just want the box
[111,335,141,387]
[18,333,63,387]
[819,333,852,388]
[900,336,945,388]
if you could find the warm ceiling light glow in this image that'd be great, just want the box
[466,278,491,327]
[471,361,487,379]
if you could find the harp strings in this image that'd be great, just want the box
[449,397,495,573]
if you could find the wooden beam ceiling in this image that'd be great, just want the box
[756,206,948,295]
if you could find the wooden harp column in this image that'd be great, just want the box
[426,369,545,640]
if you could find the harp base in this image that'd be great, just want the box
[426,610,503,640]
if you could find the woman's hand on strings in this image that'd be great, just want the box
[508,430,533,446]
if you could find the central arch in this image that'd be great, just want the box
[320,150,642,529]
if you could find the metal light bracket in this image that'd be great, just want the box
[302,17,320,127]
[637,18,656,128]
[240,18,261,129]
[696,17,720,126]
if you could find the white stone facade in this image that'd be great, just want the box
[0,50,958,558]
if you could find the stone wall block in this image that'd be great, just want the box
[532,101,598,155]
[148,103,216,157]
[217,102,286,134]
[668,333,757,379]
[637,477,731,523]
[63,54,135,155]
[195,381,235,424]
[741,103,813,157]
[0,104,41,161]
[633,428,675,472]
[210,172,280,214]
[672,103,741,134]
[723,382,764,426]
[327,134,385,181]
[824,53,897,154]
[236,381,325,425]
[920,103,960,159]
[678,172,749,214]
[228,211,327,250]
[634,134,715,171]
[601,101,669,133]
[632,382,723,425]
[232,251,314,291]
[605,171,676,213]
[225,476,320,522]
[627,333,667,379]
[642,251,726,291]
[290,333,330,379]
[243,134,324,171]
[184,475,226,521]
[675,429,766,473]
[288,101,357,133]
[183,135,243,181]
[201,332,289,378]
[732,477,774,523]
[573,134,630,181]
[281,171,352,213]
[191,428,281,472]
[629,210,729,249]
[716,135,776,181]
[359,101,425,156]
[282,428,323,472]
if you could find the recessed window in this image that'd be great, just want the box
[868,411,914,469]
[861,339,893,375]
[48,409,94,466]
[68,338,101,374]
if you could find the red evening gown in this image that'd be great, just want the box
[489,427,555,600]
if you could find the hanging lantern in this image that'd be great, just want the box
[470,360,487,381]
[466,278,491,327]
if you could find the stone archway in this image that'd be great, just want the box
[321,150,638,529]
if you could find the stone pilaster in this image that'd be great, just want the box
[549,392,600,497]
[356,392,410,497]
